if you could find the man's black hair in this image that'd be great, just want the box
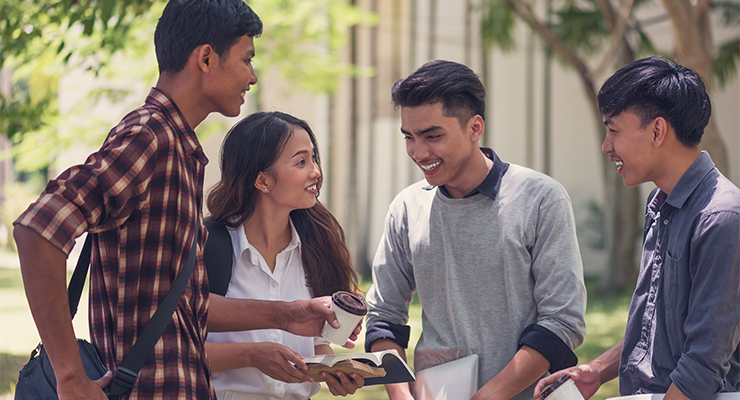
[391,60,486,127]
[598,56,711,148]
[154,0,263,73]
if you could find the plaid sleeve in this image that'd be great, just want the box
[14,113,160,255]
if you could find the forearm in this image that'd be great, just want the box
[587,338,623,384]
[14,225,86,382]
[208,295,290,332]
[473,345,549,400]
[204,341,260,372]
[371,339,412,399]
[315,344,333,355]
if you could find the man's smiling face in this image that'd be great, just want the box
[401,102,480,194]
[602,110,659,188]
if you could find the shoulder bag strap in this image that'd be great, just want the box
[107,227,199,398]
[64,226,199,398]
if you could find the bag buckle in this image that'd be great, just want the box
[109,366,138,395]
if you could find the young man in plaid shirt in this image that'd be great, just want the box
[14,1,351,398]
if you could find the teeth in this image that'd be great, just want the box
[307,184,317,191]
[420,161,441,171]
[615,161,623,170]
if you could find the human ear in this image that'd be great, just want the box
[254,171,272,193]
[468,115,485,142]
[652,117,668,147]
[197,44,214,72]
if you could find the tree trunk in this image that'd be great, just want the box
[661,0,729,174]
[506,0,642,292]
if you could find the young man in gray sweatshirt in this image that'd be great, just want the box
[365,60,587,400]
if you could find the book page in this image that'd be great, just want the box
[302,351,386,367]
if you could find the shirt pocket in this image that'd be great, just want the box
[662,250,689,324]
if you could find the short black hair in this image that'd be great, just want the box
[598,56,711,148]
[154,0,263,73]
[391,60,486,127]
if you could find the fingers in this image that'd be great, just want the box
[95,370,113,389]
[533,370,568,398]
[322,371,365,396]
[280,347,308,370]
[252,343,313,384]
[312,297,339,328]
[342,321,364,348]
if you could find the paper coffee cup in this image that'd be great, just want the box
[540,375,585,400]
[321,291,367,345]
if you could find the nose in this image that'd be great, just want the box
[249,65,258,85]
[407,137,429,162]
[309,160,321,179]
[601,133,613,154]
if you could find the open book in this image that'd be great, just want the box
[302,350,415,386]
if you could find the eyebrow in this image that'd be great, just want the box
[291,149,313,158]
[400,125,442,136]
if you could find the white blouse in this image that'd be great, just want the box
[208,222,327,400]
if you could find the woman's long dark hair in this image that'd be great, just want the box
[206,111,358,297]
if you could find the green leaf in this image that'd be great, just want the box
[480,0,517,52]
[713,38,740,88]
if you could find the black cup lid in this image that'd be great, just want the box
[332,291,367,316]
[540,374,571,399]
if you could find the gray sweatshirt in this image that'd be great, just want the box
[366,163,587,400]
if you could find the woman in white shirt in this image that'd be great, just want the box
[205,112,364,399]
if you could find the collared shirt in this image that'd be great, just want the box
[426,147,510,200]
[620,152,740,399]
[208,223,324,400]
[15,88,214,399]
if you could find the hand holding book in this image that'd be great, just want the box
[301,350,415,386]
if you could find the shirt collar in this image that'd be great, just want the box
[424,147,510,200]
[146,87,208,165]
[229,219,302,267]
[665,151,715,209]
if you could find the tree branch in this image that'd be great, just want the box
[694,0,712,18]
[504,0,598,107]
[594,0,637,76]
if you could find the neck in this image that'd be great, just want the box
[654,147,703,196]
[444,148,494,199]
[243,200,293,253]
[155,72,210,130]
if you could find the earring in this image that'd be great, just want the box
[263,188,267,192]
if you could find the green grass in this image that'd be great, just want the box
[0,271,631,399]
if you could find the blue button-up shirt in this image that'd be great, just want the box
[619,152,740,399]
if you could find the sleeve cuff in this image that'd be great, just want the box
[519,324,577,373]
[365,320,411,352]
[670,353,724,399]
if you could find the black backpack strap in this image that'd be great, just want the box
[68,234,94,319]
[203,220,234,296]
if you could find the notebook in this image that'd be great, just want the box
[412,354,479,400]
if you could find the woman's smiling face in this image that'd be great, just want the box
[263,127,321,211]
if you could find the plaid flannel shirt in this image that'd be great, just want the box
[15,88,215,399]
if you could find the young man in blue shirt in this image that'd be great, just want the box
[535,57,740,399]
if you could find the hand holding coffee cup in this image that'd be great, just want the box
[539,374,585,400]
[321,291,367,345]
